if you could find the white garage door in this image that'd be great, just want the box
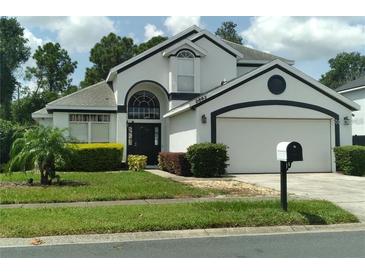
[217,118,332,173]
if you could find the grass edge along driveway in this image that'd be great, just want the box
[0,171,224,204]
[0,199,358,238]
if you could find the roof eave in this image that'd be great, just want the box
[190,30,243,58]
[338,85,365,94]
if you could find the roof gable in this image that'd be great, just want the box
[106,26,246,81]
[164,59,359,118]
[162,39,207,57]
[106,25,202,81]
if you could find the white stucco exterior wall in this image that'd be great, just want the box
[194,37,237,92]
[168,109,197,152]
[237,66,259,76]
[34,118,53,127]
[113,53,170,106]
[53,112,69,134]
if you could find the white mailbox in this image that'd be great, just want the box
[276,141,303,162]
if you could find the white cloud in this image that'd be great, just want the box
[164,16,201,35]
[19,16,116,53]
[18,29,45,90]
[127,32,139,44]
[144,24,164,41]
[22,28,45,69]
[242,17,365,61]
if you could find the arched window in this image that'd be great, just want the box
[176,49,195,58]
[128,91,160,119]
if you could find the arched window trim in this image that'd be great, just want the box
[128,91,160,120]
[176,49,195,58]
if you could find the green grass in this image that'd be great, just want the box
[0,200,358,237]
[0,171,223,204]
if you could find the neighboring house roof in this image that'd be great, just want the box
[164,59,360,118]
[45,81,116,112]
[336,75,365,93]
[223,40,294,65]
[31,107,53,119]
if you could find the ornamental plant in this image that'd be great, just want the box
[8,125,72,184]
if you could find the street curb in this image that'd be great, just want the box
[1,223,364,248]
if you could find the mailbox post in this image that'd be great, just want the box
[276,141,303,211]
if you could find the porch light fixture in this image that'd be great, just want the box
[344,116,351,125]
[201,114,207,124]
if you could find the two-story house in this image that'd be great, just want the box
[32,25,360,173]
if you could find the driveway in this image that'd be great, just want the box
[233,173,365,221]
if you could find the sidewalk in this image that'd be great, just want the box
[1,223,364,248]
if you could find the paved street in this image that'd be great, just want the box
[1,231,364,258]
[233,173,365,221]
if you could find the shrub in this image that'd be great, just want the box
[60,143,123,172]
[8,126,72,185]
[334,145,365,176]
[158,152,191,176]
[0,119,22,165]
[186,143,229,177]
[128,155,147,171]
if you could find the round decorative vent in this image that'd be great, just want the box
[268,75,286,94]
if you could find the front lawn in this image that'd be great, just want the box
[0,200,358,237]
[0,171,224,204]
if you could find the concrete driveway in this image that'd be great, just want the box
[233,173,365,221]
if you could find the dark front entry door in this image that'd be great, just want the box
[127,123,161,165]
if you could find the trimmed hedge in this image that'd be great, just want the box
[60,143,123,171]
[334,145,365,176]
[128,155,147,171]
[186,143,229,177]
[158,152,191,176]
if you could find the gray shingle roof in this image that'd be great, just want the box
[222,40,294,64]
[33,107,48,115]
[46,81,116,109]
[336,75,365,92]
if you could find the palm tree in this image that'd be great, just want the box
[8,126,72,185]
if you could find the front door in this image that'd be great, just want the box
[127,123,161,165]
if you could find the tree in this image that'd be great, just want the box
[8,126,72,185]
[320,52,365,89]
[0,17,30,119]
[25,42,77,94]
[80,33,136,88]
[11,91,58,125]
[215,21,243,45]
[135,36,168,55]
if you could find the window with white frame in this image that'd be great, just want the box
[69,114,110,143]
[177,50,194,92]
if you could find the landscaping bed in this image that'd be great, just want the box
[0,171,225,204]
[0,200,358,237]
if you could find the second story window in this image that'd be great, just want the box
[177,50,194,92]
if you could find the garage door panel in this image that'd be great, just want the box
[217,118,332,173]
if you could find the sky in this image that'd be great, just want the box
[17,16,365,87]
